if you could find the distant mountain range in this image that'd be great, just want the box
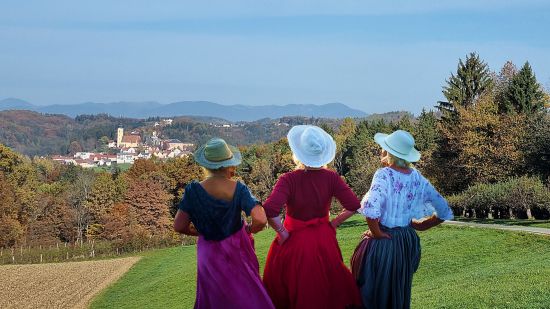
[0,98,368,121]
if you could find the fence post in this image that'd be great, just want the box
[12,255,15,264]
[66,252,69,260]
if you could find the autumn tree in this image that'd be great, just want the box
[68,141,83,155]
[344,120,389,196]
[87,172,118,223]
[123,178,173,235]
[67,169,95,243]
[126,158,159,180]
[0,144,22,174]
[333,118,356,176]
[494,61,518,112]
[161,156,203,214]
[0,173,23,247]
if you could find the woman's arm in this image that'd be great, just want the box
[366,218,391,239]
[331,210,355,229]
[173,210,199,236]
[411,214,444,231]
[249,205,268,233]
[268,215,290,245]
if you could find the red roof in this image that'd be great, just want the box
[121,135,141,143]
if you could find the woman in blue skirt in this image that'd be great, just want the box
[353,130,454,309]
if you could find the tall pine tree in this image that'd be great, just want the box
[502,61,546,114]
[437,52,492,120]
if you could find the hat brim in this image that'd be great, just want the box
[374,133,421,162]
[287,125,336,168]
[194,144,242,169]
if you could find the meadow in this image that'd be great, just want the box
[90,216,550,309]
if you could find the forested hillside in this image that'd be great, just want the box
[0,110,412,156]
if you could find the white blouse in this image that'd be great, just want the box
[358,167,454,228]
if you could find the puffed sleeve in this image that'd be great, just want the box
[239,183,260,216]
[358,168,388,219]
[263,173,291,218]
[178,184,194,214]
[422,179,454,221]
[332,172,360,211]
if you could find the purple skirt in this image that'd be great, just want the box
[195,225,275,309]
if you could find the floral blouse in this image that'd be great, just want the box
[358,167,454,228]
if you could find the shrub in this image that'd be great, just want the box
[448,176,550,219]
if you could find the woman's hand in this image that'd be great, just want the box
[363,230,391,240]
[277,229,290,245]
[410,220,427,231]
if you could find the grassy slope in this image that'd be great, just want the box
[90,216,550,309]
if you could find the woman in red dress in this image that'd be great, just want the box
[262,125,362,309]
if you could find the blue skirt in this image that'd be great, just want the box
[359,225,421,309]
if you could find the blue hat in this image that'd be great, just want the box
[193,138,242,169]
[287,125,336,168]
[374,130,421,162]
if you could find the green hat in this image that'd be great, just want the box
[374,130,421,162]
[194,138,242,169]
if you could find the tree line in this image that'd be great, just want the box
[1,53,549,249]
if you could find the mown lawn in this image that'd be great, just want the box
[90,216,550,309]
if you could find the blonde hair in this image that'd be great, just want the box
[381,151,413,169]
[292,154,326,170]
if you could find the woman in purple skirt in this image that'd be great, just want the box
[174,138,275,309]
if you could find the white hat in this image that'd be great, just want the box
[374,130,421,162]
[287,125,336,168]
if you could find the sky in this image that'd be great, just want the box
[1,0,549,114]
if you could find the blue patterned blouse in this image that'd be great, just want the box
[358,167,453,228]
[178,181,259,241]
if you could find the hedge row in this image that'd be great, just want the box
[447,176,550,219]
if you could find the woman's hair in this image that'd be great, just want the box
[292,154,326,170]
[202,166,235,179]
[381,151,413,168]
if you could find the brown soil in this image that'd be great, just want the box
[0,257,141,309]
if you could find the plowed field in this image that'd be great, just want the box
[0,257,140,309]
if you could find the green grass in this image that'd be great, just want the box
[90,216,550,309]
[455,217,550,229]
[93,163,132,173]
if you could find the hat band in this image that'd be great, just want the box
[206,153,233,162]
[385,140,410,155]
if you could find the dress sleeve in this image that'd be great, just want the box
[263,174,291,218]
[422,179,454,221]
[358,169,388,219]
[239,183,260,216]
[178,184,193,214]
[332,172,360,211]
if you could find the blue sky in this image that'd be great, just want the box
[1,1,549,114]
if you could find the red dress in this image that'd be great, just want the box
[263,169,362,309]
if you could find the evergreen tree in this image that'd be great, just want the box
[503,62,546,114]
[437,52,492,120]
[414,109,438,152]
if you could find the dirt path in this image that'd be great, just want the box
[444,220,550,236]
[0,256,141,309]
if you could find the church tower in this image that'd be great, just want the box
[117,127,124,147]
